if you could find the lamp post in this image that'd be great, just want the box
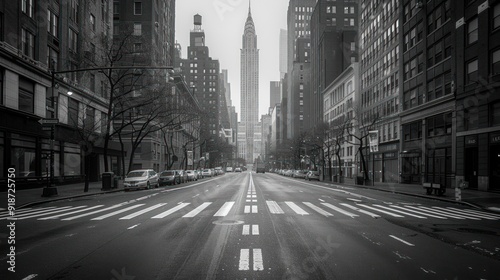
[42,66,173,197]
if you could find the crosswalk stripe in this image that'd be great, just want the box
[373,204,427,219]
[252,205,258,213]
[252,224,259,235]
[303,202,333,217]
[457,208,500,219]
[15,206,86,220]
[39,205,104,220]
[266,201,284,214]
[405,206,466,220]
[390,205,447,219]
[0,207,55,219]
[340,203,381,218]
[239,249,250,270]
[183,202,212,218]
[417,206,480,220]
[62,204,128,221]
[120,203,167,220]
[253,248,264,271]
[244,205,251,213]
[321,203,358,218]
[214,201,235,217]
[242,225,250,235]
[431,207,488,220]
[357,204,404,218]
[285,202,309,215]
[91,204,145,220]
[1,207,66,220]
[151,203,190,219]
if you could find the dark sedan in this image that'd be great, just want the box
[159,170,180,186]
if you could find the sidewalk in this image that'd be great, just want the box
[1,181,123,209]
[326,179,500,213]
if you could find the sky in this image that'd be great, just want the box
[175,0,289,120]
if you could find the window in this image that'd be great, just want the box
[467,59,478,83]
[494,4,500,30]
[134,23,142,35]
[427,113,452,137]
[22,0,34,18]
[70,0,79,22]
[84,106,95,130]
[21,28,35,59]
[492,49,500,75]
[48,10,59,38]
[68,98,79,127]
[113,1,120,15]
[491,102,500,126]
[134,2,142,15]
[90,14,96,31]
[468,18,478,44]
[69,29,78,52]
[403,121,422,141]
[19,77,34,114]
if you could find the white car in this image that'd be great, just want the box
[202,169,213,177]
[226,167,233,172]
[185,170,197,181]
[124,169,159,190]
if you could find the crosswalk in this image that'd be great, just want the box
[2,200,499,222]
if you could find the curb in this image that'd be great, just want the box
[17,188,124,209]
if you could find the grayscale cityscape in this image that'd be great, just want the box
[1,0,500,279]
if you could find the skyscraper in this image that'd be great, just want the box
[240,3,259,162]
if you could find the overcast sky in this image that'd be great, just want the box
[175,0,289,120]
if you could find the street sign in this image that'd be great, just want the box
[38,118,59,125]
[42,127,52,131]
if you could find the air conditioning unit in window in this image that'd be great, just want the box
[415,2,423,9]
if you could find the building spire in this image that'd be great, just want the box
[248,0,251,17]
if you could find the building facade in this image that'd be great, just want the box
[240,5,260,162]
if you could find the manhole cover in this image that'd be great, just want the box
[212,220,244,226]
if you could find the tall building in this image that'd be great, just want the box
[359,0,400,183]
[270,81,281,109]
[279,28,288,79]
[311,0,359,129]
[176,14,221,162]
[240,4,260,162]
[286,0,317,139]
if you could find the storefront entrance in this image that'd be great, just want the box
[464,147,478,189]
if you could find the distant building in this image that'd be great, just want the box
[270,81,281,110]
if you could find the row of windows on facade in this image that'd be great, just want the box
[403,113,453,142]
[360,20,399,63]
[361,48,399,89]
[360,0,399,27]
[325,5,356,14]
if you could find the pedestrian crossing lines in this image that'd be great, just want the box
[2,201,499,222]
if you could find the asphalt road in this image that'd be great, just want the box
[1,171,499,279]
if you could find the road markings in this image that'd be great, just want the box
[242,224,260,236]
[238,248,264,271]
[252,205,258,213]
[266,201,284,214]
[244,205,258,213]
[22,274,38,280]
[1,207,60,220]
[62,204,129,221]
[346,198,363,203]
[214,201,235,217]
[340,203,380,218]
[389,235,415,246]
[303,202,333,217]
[39,205,104,220]
[253,249,264,271]
[151,203,190,219]
[285,202,309,215]
[252,224,260,235]
[120,203,166,219]
[244,205,250,213]
[318,198,325,202]
[357,204,404,218]
[373,204,427,219]
[91,204,145,220]
[321,203,358,218]
[389,205,446,219]
[439,207,499,220]
[460,208,500,219]
[127,224,140,230]
[239,249,250,270]
[182,202,212,218]
[14,206,86,220]
[405,206,467,220]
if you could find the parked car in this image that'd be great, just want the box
[234,167,242,172]
[124,169,159,190]
[293,170,308,179]
[226,167,233,172]
[306,170,320,181]
[185,170,197,181]
[177,170,188,183]
[202,169,213,177]
[158,170,180,186]
[215,167,224,175]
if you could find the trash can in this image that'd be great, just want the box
[113,176,119,189]
[101,172,114,191]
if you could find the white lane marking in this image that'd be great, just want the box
[151,203,190,219]
[127,224,140,230]
[252,205,258,213]
[321,203,358,218]
[62,204,128,221]
[460,208,500,219]
[183,202,212,218]
[1,207,62,220]
[22,274,38,280]
[242,224,250,235]
[253,248,264,271]
[285,202,309,215]
[266,201,284,214]
[136,193,158,201]
[252,199,257,202]
[205,190,209,192]
[162,177,220,192]
[239,249,250,270]
[246,199,251,202]
[318,198,325,202]
[251,195,257,198]
[357,204,404,218]
[91,204,145,220]
[214,201,235,217]
[441,207,498,220]
[192,194,200,198]
[406,206,467,220]
[340,203,380,218]
[303,202,333,217]
[244,205,251,214]
[0,207,39,218]
[119,203,167,220]
[39,205,104,220]
[390,205,447,219]
[346,198,363,203]
[389,235,415,246]
[252,224,259,235]
[15,206,86,220]
[373,204,427,219]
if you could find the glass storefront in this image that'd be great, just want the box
[11,134,36,177]
[64,142,81,176]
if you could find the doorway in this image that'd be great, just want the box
[464,147,478,189]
